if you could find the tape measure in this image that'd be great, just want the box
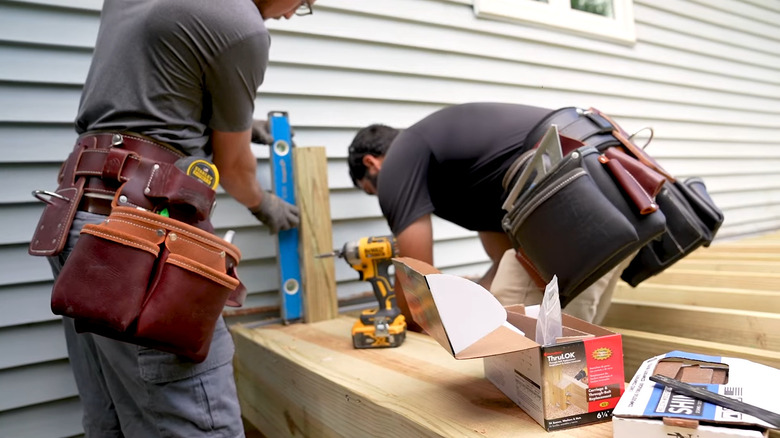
[175,157,219,190]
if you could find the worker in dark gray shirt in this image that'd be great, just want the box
[347,102,626,327]
[43,0,316,436]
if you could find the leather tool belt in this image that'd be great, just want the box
[30,132,217,257]
[502,107,723,299]
[30,132,246,361]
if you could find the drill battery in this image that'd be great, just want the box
[352,309,406,349]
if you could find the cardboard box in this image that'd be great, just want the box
[613,351,778,438]
[393,257,625,431]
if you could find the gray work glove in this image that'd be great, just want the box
[250,119,295,145]
[250,119,274,145]
[249,192,300,234]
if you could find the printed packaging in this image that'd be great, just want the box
[613,351,778,438]
[393,257,625,431]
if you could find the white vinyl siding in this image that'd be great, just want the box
[1,0,778,435]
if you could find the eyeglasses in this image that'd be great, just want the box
[295,0,313,16]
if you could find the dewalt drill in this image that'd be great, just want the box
[318,236,407,349]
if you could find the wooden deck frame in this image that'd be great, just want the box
[603,299,780,351]
[610,327,780,379]
[642,269,780,290]
[607,231,780,387]
[614,283,780,313]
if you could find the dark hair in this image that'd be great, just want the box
[347,124,400,187]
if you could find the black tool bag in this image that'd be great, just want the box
[502,126,667,306]
[620,177,723,286]
[507,107,724,291]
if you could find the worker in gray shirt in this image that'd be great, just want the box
[44,0,315,436]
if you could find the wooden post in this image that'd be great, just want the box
[293,146,338,323]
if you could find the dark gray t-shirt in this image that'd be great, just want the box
[378,102,552,234]
[76,0,269,155]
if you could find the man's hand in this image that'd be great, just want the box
[251,119,297,145]
[250,119,274,145]
[249,192,300,234]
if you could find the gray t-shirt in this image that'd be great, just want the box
[378,102,552,234]
[76,0,270,155]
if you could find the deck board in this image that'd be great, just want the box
[607,231,780,378]
[233,317,613,437]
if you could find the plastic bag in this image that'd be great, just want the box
[535,275,563,346]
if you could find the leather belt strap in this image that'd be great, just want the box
[76,132,185,162]
[62,132,185,204]
[525,107,675,182]
[64,132,216,225]
[525,107,616,154]
[78,196,113,216]
[69,132,184,185]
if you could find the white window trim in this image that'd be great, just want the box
[474,0,636,45]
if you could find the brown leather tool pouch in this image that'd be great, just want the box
[29,152,86,257]
[51,206,242,362]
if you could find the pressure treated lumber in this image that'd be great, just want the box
[232,317,613,438]
[685,232,780,262]
[293,147,337,323]
[724,234,780,244]
[602,299,780,351]
[609,327,780,380]
[607,231,780,390]
[702,244,780,254]
[643,269,780,291]
[685,251,780,262]
[672,258,780,273]
[614,283,780,313]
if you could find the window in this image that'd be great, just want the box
[474,0,636,45]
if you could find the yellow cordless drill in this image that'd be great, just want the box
[318,236,407,349]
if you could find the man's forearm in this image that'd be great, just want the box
[218,160,263,208]
[211,129,264,208]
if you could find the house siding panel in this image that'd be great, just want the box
[0,0,777,435]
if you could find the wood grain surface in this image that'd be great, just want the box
[233,317,613,438]
[293,146,338,323]
[607,231,780,379]
[603,299,780,351]
[615,283,780,313]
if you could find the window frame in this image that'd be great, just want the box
[473,0,636,45]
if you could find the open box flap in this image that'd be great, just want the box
[455,322,536,359]
[393,257,531,359]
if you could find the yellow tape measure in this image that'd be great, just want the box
[176,157,219,190]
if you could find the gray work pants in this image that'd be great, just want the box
[49,211,244,438]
